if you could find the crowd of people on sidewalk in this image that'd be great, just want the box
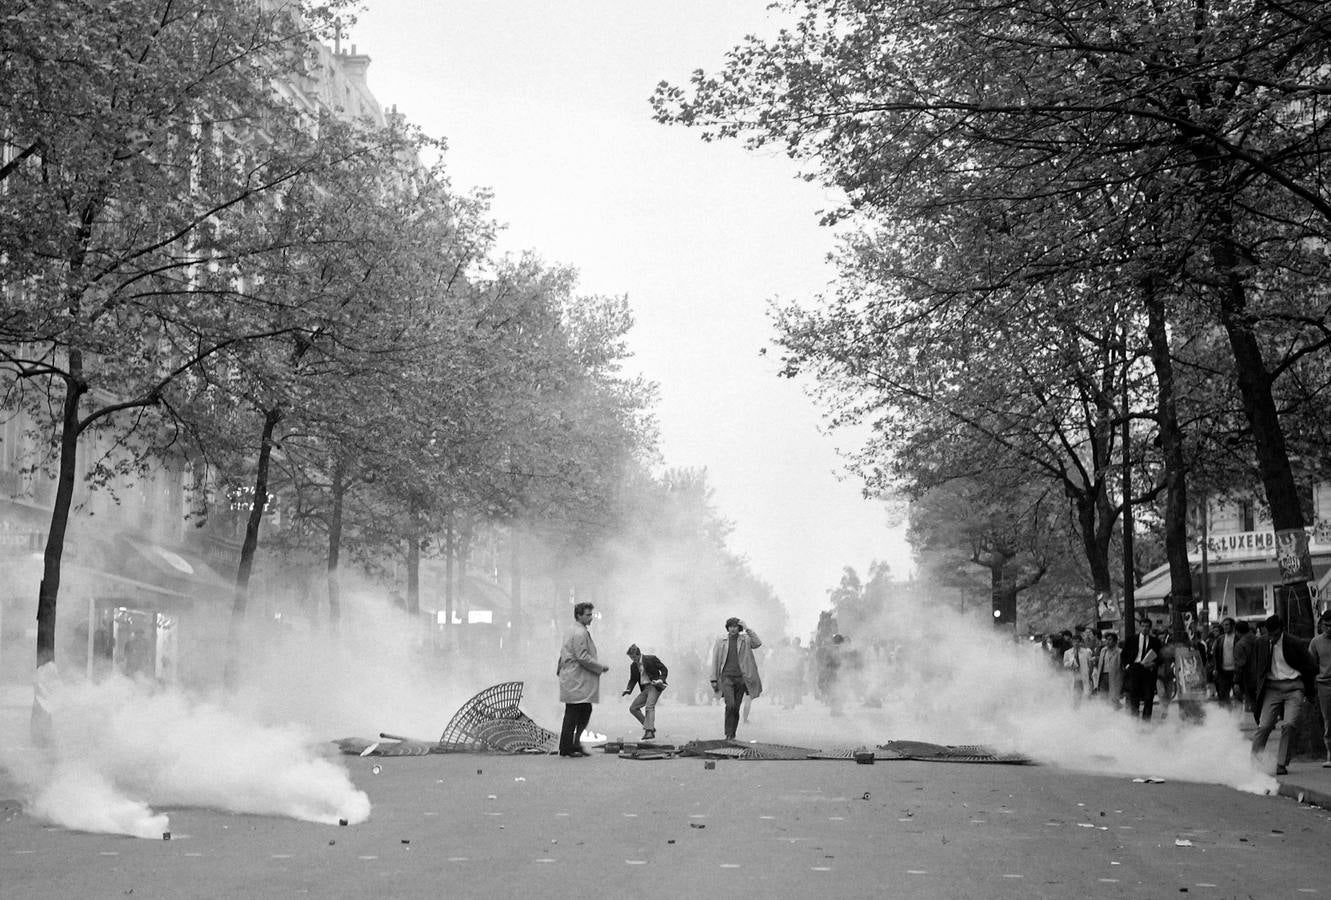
[1045,610,1331,773]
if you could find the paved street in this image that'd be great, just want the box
[3,700,1330,899]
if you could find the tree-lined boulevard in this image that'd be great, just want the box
[5,2,1331,895]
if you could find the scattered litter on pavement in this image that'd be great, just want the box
[690,823,706,829]
[862,793,871,801]
[1132,776,1166,784]
[371,765,381,775]
[1175,839,1194,847]
[514,777,526,782]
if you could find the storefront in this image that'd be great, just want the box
[1136,526,1331,624]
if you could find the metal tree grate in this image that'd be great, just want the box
[437,681,559,754]
[809,747,900,760]
[679,739,819,760]
[879,740,1032,765]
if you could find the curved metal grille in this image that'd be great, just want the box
[437,681,558,753]
[879,740,1031,764]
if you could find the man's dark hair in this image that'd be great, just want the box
[725,616,742,629]
[573,602,595,620]
[1264,613,1284,632]
[1235,620,1251,634]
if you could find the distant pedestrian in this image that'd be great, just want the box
[557,602,609,757]
[1308,613,1331,768]
[1124,621,1162,720]
[815,633,845,716]
[1063,634,1094,708]
[622,644,668,741]
[1097,632,1123,706]
[1241,614,1316,775]
[1210,618,1239,706]
[709,617,763,740]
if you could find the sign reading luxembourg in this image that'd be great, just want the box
[1201,524,1329,569]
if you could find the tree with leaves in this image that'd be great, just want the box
[0,0,364,702]
[654,0,1331,636]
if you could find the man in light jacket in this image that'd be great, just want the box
[710,617,762,741]
[557,601,609,757]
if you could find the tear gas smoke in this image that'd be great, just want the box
[740,592,1278,796]
[2,673,370,839]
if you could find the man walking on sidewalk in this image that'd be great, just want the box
[1307,612,1331,768]
[1242,614,1316,775]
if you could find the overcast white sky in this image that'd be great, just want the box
[350,1,912,637]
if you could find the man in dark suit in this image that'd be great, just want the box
[1123,619,1163,720]
[1241,614,1317,775]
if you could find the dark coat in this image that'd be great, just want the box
[625,654,668,693]
[1239,633,1316,721]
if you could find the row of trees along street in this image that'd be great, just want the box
[0,0,782,715]
[656,0,1331,638]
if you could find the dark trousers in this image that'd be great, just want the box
[560,702,592,754]
[721,675,748,740]
[1125,663,1156,720]
[1214,668,1236,707]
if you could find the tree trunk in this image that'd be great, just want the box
[1073,491,1114,598]
[509,528,523,650]
[443,516,455,629]
[326,458,345,629]
[1212,226,1314,638]
[225,405,281,686]
[31,367,88,742]
[405,503,421,616]
[1143,279,1195,634]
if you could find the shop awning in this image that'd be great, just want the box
[118,536,232,592]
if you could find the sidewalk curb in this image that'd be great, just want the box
[1279,780,1331,809]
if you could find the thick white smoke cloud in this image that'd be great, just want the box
[2,672,370,839]
[781,591,1278,795]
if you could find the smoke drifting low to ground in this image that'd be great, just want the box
[0,570,1280,841]
[3,675,370,839]
[0,589,482,840]
[775,595,1277,796]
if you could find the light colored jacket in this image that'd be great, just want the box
[558,623,604,704]
[710,629,763,698]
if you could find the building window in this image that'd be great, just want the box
[1239,501,1255,532]
[1234,586,1266,618]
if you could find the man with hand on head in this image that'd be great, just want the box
[557,602,609,757]
[710,616,762,741]
[623,644,668,741]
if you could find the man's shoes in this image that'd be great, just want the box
[641,730,655,741]
[1323,759,1331,768]
[1275,765,1288,775]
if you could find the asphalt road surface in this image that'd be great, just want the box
[4,728,1329,899]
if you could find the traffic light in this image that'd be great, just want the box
[992,591,1016,625]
